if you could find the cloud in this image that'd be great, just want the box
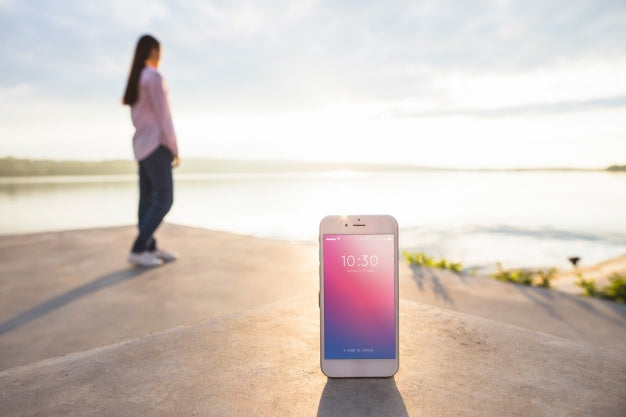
[383,95,626,119]
[0,83,35,99]
[1,0,625,165]
[171,0,626,110]
[2,0,625,108]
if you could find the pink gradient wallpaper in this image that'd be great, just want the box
[323,234,395,359]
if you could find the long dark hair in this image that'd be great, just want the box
[123,34,160,106]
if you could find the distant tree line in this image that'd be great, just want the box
[607,165,626,172]
[0,157,135,176]
[0,157,424,176]
[1,156,625,176]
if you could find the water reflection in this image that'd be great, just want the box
[1,171,625,268]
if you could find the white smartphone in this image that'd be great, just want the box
[319,215,399,377]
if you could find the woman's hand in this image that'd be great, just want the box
[172,155,180,168]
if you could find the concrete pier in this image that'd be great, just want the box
[1,224,625,416]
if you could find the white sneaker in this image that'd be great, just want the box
[151,248,178,263]
[128,251,163,267]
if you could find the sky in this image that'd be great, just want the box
[1,0,625,168]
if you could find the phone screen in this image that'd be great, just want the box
[323,234,396,359]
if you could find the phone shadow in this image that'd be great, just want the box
[317,377,408,417]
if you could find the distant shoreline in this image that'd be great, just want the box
[1,157,624,177]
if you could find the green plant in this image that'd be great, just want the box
[403,251,434,267]
[536,268,556,288]
[575,273,626,303]
[491,263,555,288]
[402,251,462,273]
[575,273,598,297]
[604,273,626,303]
[492,263,533,285]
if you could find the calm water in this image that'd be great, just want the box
[1,171,625,269]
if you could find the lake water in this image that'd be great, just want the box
[1,170,625,270]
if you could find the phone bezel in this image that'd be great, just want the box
[319,214,399,377]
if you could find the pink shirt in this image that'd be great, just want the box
[130,66,179,161]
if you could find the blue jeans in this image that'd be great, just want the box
[131,146,173,253]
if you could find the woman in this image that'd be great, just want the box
[123,34,179,267]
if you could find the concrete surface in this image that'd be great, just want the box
[0,224,317,369]
[400,264,626,352]
[1,298,624,417]
[1,224,626,416]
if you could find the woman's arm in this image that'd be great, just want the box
[146,70,179,158]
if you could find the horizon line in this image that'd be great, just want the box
[1,155,624,174]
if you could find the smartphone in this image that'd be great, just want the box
[319,215,399,377]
